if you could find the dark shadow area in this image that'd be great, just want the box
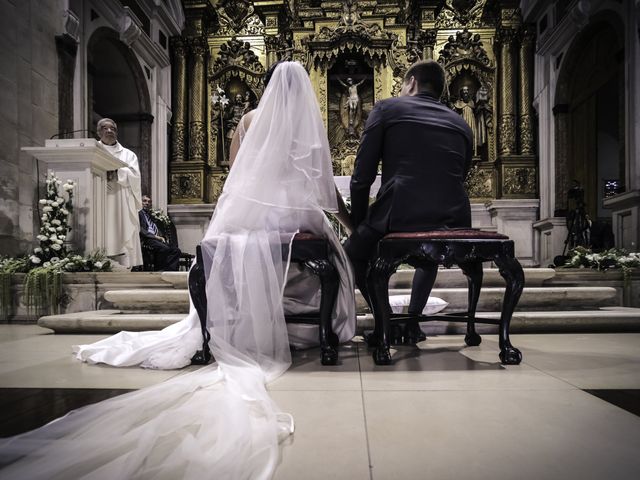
[0,388,134,437]
[584,389,640,418]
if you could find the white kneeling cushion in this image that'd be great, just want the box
[388,295,449,315]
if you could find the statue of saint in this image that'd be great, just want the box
[454,86,478,155]
[474,86,490,151]
[242,91,253,115]
[225,93,245,146]
[338,77,365,136]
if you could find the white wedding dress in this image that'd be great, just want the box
[0,62,355,479]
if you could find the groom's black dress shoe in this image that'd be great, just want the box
[402,319,426,345]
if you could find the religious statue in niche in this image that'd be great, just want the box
[338,77,366,137]
[211,81,257,164]
[453,85,490,156]
[225,93,246,147]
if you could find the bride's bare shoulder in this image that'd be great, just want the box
[242,109,256,128]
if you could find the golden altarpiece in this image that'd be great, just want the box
[169,0,536,206]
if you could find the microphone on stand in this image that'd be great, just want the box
[50,129,98,139]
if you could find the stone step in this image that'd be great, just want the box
[104,289,188,312]
[38,310,184,333]
[389,267,556,288]
[105,286,619,314]
[357,307,640,334]
[38,307,640,335]
[156,268,557,290]
[377,286,620,312]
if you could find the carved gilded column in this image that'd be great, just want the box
[188,36,207,163]
[171,37,187,162]
[497,27,517,156]
[417,29,437,60]
[518,27,535,155]
[264,34,280,67]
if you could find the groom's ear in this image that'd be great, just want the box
[408,76,418,95]
[400,76,418,97]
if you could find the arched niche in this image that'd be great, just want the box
[208,37,265,167]
[554,15,625,224]
[87,27,153,196]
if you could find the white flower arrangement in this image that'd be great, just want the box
[149,208,173,230]
[32,172,75,264]
[563,246,639,279]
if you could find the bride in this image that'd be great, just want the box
[0,61,356,479]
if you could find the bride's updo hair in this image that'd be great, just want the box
[263,60,285,88]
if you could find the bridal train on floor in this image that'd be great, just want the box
[0,62,355,480]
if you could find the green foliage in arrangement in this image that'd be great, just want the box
[0,172,113,320]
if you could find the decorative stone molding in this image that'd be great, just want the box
[568,0,592,31]
[119,7,142,46]
[302,1,396,70]
[214,0,256,35]
[170,172,203,202]
[435,0,488,28]
[61,9,80,42]
[465,164,495,199]
[438,27,492,67]
[212,37,265,74]
[503,167,537,196]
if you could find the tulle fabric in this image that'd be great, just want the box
[0,62,355,479]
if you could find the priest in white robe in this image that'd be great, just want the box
[98,118,143,268]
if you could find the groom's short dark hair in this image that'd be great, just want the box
[404,60,445,97]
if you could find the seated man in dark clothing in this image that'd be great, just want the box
[138,195,181,271]
[344,60,473,340]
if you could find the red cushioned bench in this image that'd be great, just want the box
[365,229,524,366]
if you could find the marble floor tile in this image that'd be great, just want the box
[0,325,53,343]
[271,390,370,480]
[364,389,640,480]
[0,355,185,389]
[269,342,362,391]
[514,333,640,389]
[358,335,574,391]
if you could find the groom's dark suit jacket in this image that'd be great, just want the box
[350,91,473,234]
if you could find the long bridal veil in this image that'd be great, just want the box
[0,62,354,479]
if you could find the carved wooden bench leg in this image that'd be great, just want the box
[305,259,339,365]
[494,253,524,365]
[189,246,212,365]
[368,256,397,365]
[459,261,483,347]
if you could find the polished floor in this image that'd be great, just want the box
[1,325,640,479]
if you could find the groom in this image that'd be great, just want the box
[344,60,473,339]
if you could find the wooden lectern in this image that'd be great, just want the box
[22,139,127,255]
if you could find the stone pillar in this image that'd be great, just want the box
[519,26,535,155]
[553,104,570,214]
[171,37,188,162]
[497,27,517,156]
[188,36,207,163]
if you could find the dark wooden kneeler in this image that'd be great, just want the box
[366,229,525,366]
[188,233,341,366]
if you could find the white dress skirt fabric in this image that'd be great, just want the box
[0,62,356,479]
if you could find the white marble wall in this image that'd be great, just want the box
[0,0,185,256]
[523,0,640,253]
[72,0,184,212]
[168,204,215,256]
[0,0,65,256]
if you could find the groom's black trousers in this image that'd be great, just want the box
[343,223,438,314]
